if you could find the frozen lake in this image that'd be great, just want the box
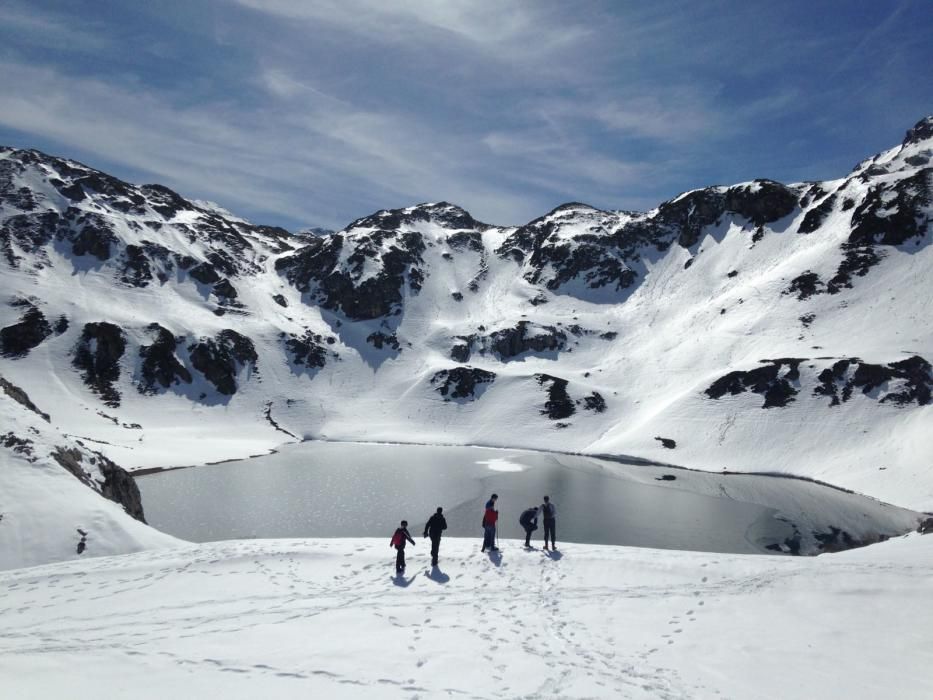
[136,442,920,555]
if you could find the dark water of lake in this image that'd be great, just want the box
[135,442,918,555]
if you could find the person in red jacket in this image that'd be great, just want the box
[481,494,499,552]
[390,520,416,573]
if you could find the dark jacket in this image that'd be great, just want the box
[542,502,556,520]
[392,527,416,549]
[519,508,538,530]
[424,513,448,538]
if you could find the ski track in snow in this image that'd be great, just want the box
[2,536,932,699]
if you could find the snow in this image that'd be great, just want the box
[1,534,931,699]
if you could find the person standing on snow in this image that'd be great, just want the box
[423,506,448,567]
[519,506,539,548]
[391,520,416,573]
[542,495,557,551]
[482,494,499,552]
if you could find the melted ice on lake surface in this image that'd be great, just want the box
[136,442,921,555]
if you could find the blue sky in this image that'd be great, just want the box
[1,1,930,231]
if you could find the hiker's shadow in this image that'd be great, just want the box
[425,566,450,584]
[392,573,417,587]
[487,550,503,567]
[545,550,563,561]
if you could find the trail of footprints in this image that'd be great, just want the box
[1,545,730,698]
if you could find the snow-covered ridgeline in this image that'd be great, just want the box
[0,118,930,511]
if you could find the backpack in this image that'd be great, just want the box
[390,530,403,547]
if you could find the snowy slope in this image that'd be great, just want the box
[1,534,931,699]
[1,118,931,508]
[0,375,178,570]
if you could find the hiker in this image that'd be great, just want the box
[542,495,557,550]
[482,494,499,552]
[390,520,416,573]
[423,506,448,567]
[519,506,539,547]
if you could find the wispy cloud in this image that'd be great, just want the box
[0,1,929,230]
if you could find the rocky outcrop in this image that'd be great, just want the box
[705,358,804,408]
[706,356,932,409]
[137,324,193,394]
[536,374,575,420]
[366,331,400,351]
[284,330,334,370]
[276,227,426,319]
[0,374,50,421]
[452,322,569,362]
[1,305,52,357]
[52,446,146,522]
[72,322,126,407]
[814,356,931,407]
[431,366,496,400]
[849,168,930,247]
[188,329,257,396]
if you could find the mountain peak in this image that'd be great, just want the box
[345,201,489,233]
[903,116,933,146]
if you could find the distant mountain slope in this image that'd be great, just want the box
[1,117,930,508]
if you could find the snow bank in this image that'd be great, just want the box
[1,534,930,699]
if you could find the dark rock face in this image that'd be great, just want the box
[446,230,484,252]
[188,330,258,396]
[785,271,824,300]
[453,322,569,362]
[346,202,490,233]
[70,212,117,260]
[903,116,933,146]
[1,305,52,357]
[97,452,147,521]
[814,356,931,407]
[272,294,288,308]
[496,204,639,293]
[655,437,676,449]
[137,323,193,393]
[1,211,59,268]
[536,374,575,419]
[276,228,426,320]
[659,180,798,248]
[366,331,400,351]
[72,322,126,407]
[849,169,931,247]
[489,322,566,359]
[579,392,606,412]
[431,366,496,400]
[52,446,146,522]
[723,180,798,227]
[0,375,50,421]
[798,194,837,234]
[212,278,238,299]
[284,330,331,369]
[189,261,221,285]
[705,358,804,408]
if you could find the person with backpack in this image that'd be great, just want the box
[541,495,557,550]
[390,520,416,573]
[481,494,499,552]
[423,506,448,567]
[519,505,539,548]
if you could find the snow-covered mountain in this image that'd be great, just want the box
[1,117,931,511]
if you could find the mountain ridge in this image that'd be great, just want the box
[1,117,930,511]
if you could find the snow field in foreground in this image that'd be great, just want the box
[1,535,931,699]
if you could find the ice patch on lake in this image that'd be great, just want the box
[478,458,524,472]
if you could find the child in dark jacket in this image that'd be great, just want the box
[391,520,416,573]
